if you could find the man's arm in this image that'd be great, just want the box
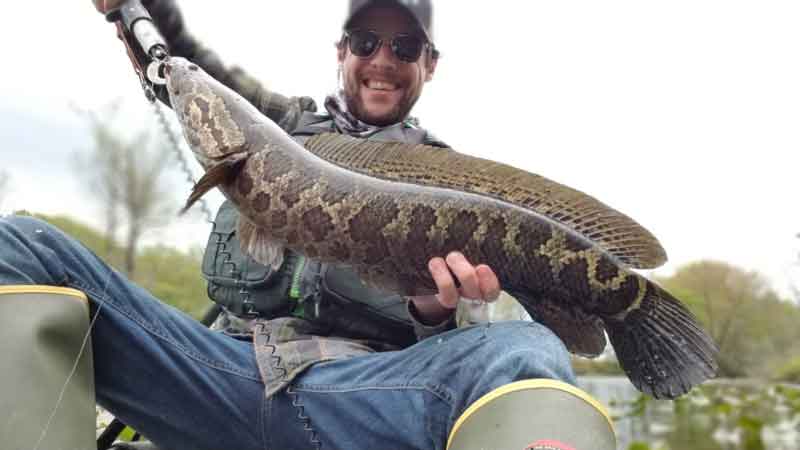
[95,0,315,131]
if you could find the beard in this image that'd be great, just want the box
[342,71,421,127]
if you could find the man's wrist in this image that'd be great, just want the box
[408,296,455,326]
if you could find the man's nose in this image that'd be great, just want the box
[369,40,399,70]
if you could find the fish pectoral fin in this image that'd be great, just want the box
[508,290,607,357]
[181,155,248,215]
[238,216,285,270]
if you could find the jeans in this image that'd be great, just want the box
[0,215,576,450]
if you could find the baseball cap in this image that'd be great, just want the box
[344,0,435,43]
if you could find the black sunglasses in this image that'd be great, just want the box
[343,29,437,63]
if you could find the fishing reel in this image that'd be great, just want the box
[104,0,169,101]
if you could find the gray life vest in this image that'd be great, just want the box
[201,111,448,347]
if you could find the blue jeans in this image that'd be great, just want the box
[0,215,576,450]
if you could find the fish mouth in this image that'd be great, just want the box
[164,58,202,96]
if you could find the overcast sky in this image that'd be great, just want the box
[1,1,799,298]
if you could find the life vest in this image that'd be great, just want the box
[201,111,448,347]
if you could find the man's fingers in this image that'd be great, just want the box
[429,257,459,308]
[445,252,482,300]
[476,264,501,302]
[429,253,502,309]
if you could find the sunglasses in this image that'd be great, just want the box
[343,29,438,63]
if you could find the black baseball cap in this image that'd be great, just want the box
[345,0,435,43]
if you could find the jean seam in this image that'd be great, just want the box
[292,383,454,405]
[69,278,262,382]
[422,388,453,450]
[260,393,269,450]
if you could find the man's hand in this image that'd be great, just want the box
[93,0,126,14]
[410,252,501,325]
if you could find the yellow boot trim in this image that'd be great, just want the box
[0,285,88,303]
[447,379,613,450]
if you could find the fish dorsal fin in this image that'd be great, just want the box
[304,133,667,269]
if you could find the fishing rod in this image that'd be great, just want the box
[103,0,214,222]
[104,0,169,100]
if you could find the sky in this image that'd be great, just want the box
[1,1,799,298]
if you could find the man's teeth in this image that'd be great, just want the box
[366,80,397,91]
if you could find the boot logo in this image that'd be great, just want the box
[525,439,576,450]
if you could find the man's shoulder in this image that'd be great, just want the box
[292,111,336,136]
[289,110,449,149]
[403,120,448,148]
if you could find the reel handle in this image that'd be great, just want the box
[105,0,168,60]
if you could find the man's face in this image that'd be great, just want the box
[338,5,437,126]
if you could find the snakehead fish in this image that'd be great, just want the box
[163,57,717,399]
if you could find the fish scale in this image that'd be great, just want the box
[165,57,717,399]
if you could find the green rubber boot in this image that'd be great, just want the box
[447,379,616,450]
[0,286,96,450]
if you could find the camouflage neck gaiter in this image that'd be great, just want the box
[324,90,420,138]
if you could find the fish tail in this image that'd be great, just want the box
[603,282,718,399]
[181,156,248,215]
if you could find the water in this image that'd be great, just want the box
[578,377,800,450]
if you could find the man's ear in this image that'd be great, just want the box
[425,55,438,82]
[336,40,347,63]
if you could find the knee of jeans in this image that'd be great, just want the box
[1,215,56,237]
[0,215,71,284]
[1,216,58,251]
[471,321,576,386]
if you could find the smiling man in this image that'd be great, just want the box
[337,4,438,126]
[0,1,615,449]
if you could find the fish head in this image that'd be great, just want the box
[164,57,248,168]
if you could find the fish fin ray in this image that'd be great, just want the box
[181,156,247,214]
[304,133,666,268]
[603,283,718,399]
[238,216,284,269]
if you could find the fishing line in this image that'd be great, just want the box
[31,265,114,450]
[151,99,214,223]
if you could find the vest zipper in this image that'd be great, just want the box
[289,255,307,317]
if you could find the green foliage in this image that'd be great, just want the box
[612,382,796,450]
[135,245,210,318]
[774,357,800,383]
[657,260,800,379]
[571,356,624,376]
[27,213,210,318]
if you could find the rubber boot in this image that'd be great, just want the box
[0,285,96,450]
[447,379,616,450]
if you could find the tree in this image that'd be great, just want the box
[74,103,176,276]
[659,260,800,378]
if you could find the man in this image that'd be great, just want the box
[0,1,596,449]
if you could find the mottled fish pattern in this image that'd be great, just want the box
[164,57,717,399]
